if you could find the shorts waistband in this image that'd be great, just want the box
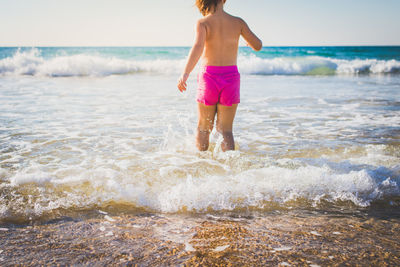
[202,65,238,74]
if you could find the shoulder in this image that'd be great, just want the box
[195,18,208,29]
[225,13,245,24]
[194,19,208,35]
[233,16,249,33]
[226,13,247,30]
[235,16,247,27]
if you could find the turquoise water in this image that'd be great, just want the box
[0,46,399,76]
[1,46,400,60]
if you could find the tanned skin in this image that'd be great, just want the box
[178,0,262,151]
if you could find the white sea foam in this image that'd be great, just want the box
[9,170,53,186]
[1,48,399,77]
[1,148,398,218]
[336,59,400,74]
[238,55,400,75]
[157,161,398,212]
[238,55,336,75]
[0,48,184,77]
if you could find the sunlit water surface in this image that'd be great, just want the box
[0,73,399,224]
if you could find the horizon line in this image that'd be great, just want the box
[1,45,400,48]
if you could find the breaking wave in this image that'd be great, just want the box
[1,48,400,77]
[1,147,399,220]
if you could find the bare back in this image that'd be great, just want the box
[200,12,242,66]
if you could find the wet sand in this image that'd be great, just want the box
[1,212,399,266]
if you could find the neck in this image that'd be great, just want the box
[212,1,224,14]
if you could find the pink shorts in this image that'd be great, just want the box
[197,65,240,106]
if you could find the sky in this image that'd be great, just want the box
[0,0,399,46]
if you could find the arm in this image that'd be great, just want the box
[177,21,206,92]
[240,19,262,51]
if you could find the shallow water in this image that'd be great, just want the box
[0,212,399,266]
[1,72,399,224]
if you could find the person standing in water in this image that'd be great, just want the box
[177,0,262,152]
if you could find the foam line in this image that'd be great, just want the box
[1,48,399,77]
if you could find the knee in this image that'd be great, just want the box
[198,121,213,133]
[197,127,211,136]
[216,121,232,134]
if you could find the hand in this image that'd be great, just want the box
[177,73,189,92]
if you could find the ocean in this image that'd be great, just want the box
[0,46,399,265]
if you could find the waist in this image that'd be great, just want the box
[201,65,239,74]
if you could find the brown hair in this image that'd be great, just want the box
[195,0,222,16]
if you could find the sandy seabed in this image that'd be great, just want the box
[1,211,399,266]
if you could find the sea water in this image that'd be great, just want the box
[0,46,399,223]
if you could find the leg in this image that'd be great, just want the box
[216,104,238,151]
[197,103,217,151]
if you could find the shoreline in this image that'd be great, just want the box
[1,212,399,266]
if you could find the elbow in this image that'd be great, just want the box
[193,43,204,50]
[191,43,205,54]
[254,40,263,51]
